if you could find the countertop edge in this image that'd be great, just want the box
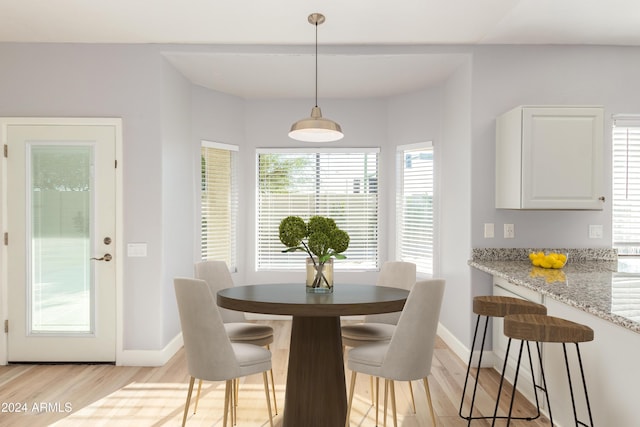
[469,260,640,334]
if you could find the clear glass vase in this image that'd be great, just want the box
[306,257,333,293]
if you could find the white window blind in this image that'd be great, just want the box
[613,117,640,255]
[257,148,379,270]
[201,141,238,270]
[396,142,434,274]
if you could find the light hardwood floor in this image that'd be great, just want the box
[0,320,549,426]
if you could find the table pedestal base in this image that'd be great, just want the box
[283,316,347,427]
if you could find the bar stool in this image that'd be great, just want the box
[459,296,547,425]
[493,314,595,427]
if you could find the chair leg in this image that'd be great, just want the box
[232,379,237,425]
[263,372,274,427]
[423,377,437,427]
[390,380,398,427]
[408,381,416,413]
[345,371,357,427]
[223,379,232,427]
[266,344,278,415]
[269,368,277,415]
[182,376,195,427]
[370,376,375,405]
[193,379,203,414]
[235,377,239,407]
[375,377,380,426]
[383,379,390,427]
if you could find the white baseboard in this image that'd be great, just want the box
[126,321,493,369]
[117,332,183,367]
[437,322,494,368]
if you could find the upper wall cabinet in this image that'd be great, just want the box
[496,106,604,210]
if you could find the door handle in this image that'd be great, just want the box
[90,254,112,262]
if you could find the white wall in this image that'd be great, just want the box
[439,58,474,351]
[190,85,247,280]
[0,43,171,352]
[160,58,194,345]
[386,86,444,262]
[3,42,640,363]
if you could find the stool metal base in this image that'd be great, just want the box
[494,340,595,427]
[491,340,549,427]
[459,314,542,425]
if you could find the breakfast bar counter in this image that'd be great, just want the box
[469,248,640,333]
[469,248,640,427]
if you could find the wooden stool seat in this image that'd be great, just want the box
[473,295,547,317]
[494,314,595,427]
[504,314,594,343]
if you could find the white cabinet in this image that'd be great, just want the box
[492,277,544,406]
[496,106,604,210]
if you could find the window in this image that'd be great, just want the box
[257,148,379,270]
[396,142,434,274]
[613,117,640,255]
[201,141,238,269]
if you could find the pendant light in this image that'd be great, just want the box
[289,13,344,142]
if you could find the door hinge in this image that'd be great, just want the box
[4,320,7,334]
[3,144,7,158]
[3,232,7,246]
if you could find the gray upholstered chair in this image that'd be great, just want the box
[341,261,416,417]
[194,261,277,414]
[173,277,274,427]
[345,278,445,427]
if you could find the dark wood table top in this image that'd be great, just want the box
[217,283,408,317]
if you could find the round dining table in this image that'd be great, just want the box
[217,283,409,427]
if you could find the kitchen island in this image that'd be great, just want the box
[469,248,639,427]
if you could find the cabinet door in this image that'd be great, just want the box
[521,107,603,209]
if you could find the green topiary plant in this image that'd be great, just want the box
[279,215,350,288]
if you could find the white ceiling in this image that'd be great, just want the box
[2,0,639,99]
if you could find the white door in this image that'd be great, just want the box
[3,118,120,362]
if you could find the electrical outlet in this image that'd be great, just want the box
[589,225,603,239]
[504,224,515,239]
[484,223,495,238]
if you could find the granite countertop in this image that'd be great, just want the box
[469,248,640,334]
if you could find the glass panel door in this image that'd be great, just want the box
[29,144,94,334]
[5,118,118,363]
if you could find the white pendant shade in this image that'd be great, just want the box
[289,106,344,142]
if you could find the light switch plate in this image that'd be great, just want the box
[127,243,148,257]
[484,223,495,238]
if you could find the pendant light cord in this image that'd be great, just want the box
[314,19,318,108]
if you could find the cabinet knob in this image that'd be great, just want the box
[598,196,605,202]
